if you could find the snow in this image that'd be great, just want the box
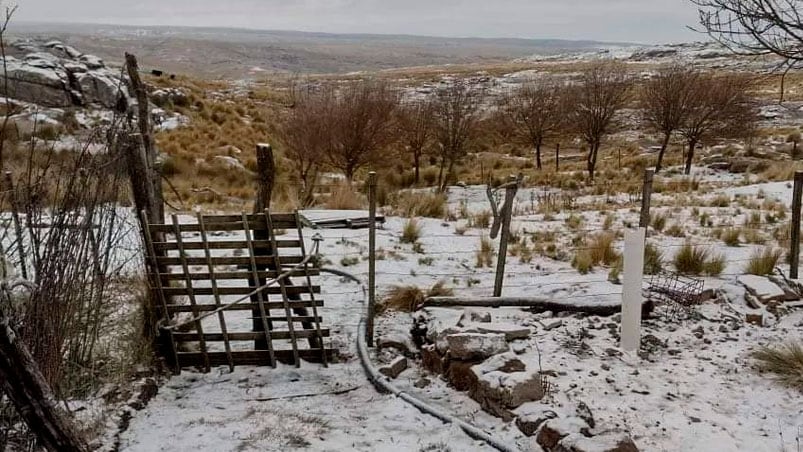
[116,175,803,451]
[738,275,786,300]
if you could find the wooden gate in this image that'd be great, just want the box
[141,210,333,372]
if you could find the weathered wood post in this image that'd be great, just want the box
[555,143,560,172]
[366,171,377,347]
[639,169,654,231]
[493,175,520,297]
[621,227,646,352]
[0,313,88,452]
[252,143,275,350]
[791,171,803,279]
[4,172,26,280]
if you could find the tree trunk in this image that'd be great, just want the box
[413,151,421,184]
[587,141,599,181]
[655,132,671,173]
[441,159,456,192]
[684,139,696,175]
[0,316,88,452]
[436,157,446,192]
[534,138,542,170]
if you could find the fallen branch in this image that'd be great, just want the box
[421,296,654,317]
[245,385,361,402]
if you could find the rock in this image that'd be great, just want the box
[555,431,639,452]
[575,401,595,428]
[738,275,787,304]
[470,353,544,415]
[79,54,105,70]
[745,312,764,326]
[457,309,492,326]
[543,319,563,331]
[1,60,72,107]
[511,340,528,355]
[474,323,531,341]
[77,71,125,108]
[604,348,622,357]
[151,87,189,108]
[421,344,446,374]
[536,417,591,451]
[414,377,431,388]
[377,334,417,357]
[378,356,408,379]
[515,403,558,436]
[446,332,508,360]
[213,155,246,170]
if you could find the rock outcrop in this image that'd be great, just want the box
[1,39,128,109]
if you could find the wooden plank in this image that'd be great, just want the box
[161,285,320,297]
[173,330,331,342]
[266,210,301,367]
[148,214,297,233]
[171,214,210,372]
[177,349,335,367]
[152,240,301,251]
[153,269,320,281]
[295,209,328,366]
[197,212,234,372]
[165,300,323,313]
[241,212,276,366]
[155,255,304,266]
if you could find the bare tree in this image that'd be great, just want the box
[640,65,700,173]
[396,98,433,184]
[276,84,332,206]
[327,80,398,182]
[692,0,803,62]
[678,73,757,175]
[432,79,484,191]
[501,78,568,170]
[568,63,630,181]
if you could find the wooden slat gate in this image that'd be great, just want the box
[141,210,333,372]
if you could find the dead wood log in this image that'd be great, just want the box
[421,296,654,318]
[0,316,88,452]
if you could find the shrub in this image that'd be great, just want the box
[651,212,667,232]
[752,342,803,390]
[721,228,741,246]
[379,281,455,313]
[643,242,664,275]
[665,223,685,237]
[475,235,495,268]
[588,232,619,266]
[565,213,584,231]
[572,250,594,274]
[471,210,492,229]
[709,194,731,207]
[744,247,783,275]
[401,218,422,244]
[393,191,447,218]
[673,243,725,276]
[325,183,364,210]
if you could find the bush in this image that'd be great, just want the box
[471,210,492,229]
[651,212,667,232]
[673,243,725,276]
[572,250,594,274]
[752,342,803,390]
[475,235,495,268]
[379,281,454,313]
[325,183,364,210]
[744,247,783,275]
[588,232,619,266]
[721,228,741,246]
[643,242,664,275]
[665,223,685,237]
[401,217,422,244]
[392,191,447,218]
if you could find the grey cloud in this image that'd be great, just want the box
[13,0,701,43]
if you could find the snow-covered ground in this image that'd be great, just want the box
[119,171,803,452]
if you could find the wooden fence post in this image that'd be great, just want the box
[254,143,275,211]
[0,314,88,452]
[639,169,654,230]
[251,143,276,350]
[621,227,646,352]
[4,172,26,280]
[555,143,560,172]
[791,171,803,279]
[494,175,520,297]
[366,171,377,347]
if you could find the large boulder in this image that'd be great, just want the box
[2,58,73,107]
[536,417,592,451]
[470,352,545,419]
[446,332,508,360]
[77,71,126,108]
[555,432,639,452]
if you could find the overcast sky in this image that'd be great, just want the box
[12,0,701,44]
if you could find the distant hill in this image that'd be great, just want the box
[8,22,635,78]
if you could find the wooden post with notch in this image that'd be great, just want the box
[791,171,803,279]
[639,169,654,231]
[251,143,275,349]
[494,175,520,297]
[366,171,377,347]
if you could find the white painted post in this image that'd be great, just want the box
[620,228,646,352]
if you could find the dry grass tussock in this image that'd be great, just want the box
[752,342,803,390]
[744,247,782,275]
[572,232,619,274]
[673,243,725,276]
[391,191,447,218]
[324,183,364,210]
[476,235,495,268]
[401,217,422,244]
[379,281,454,313]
